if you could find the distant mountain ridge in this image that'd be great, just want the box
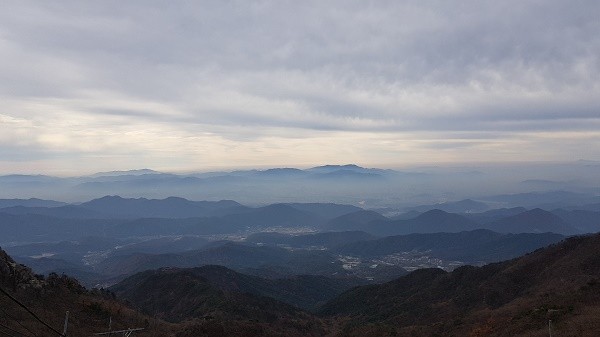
[551,209,600,233]
[3,198,595,247]
[334,229,565,263]
[326,207,590,236]
[88,168,162,177]
[78,195,244,218]
[489,208,578,235]
[324,210,388,231]
[285,203,362,219]
[325,209,480,236]
[0,195,363,222]
[0,198,67,208]
[0,164,409,205]
[410,199,490,213]
[1,163,598,209]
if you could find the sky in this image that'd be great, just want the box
[1,1,599,175]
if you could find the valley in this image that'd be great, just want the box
[0,168,598,336]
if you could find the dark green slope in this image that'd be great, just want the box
[319,233,600,336]
[110,267,301,323]
[111,265,362,313]
[109,266,334,337]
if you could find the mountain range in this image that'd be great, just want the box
[1,163,598,208]
[324,207,593,236]
[1,194,599,291]
[3,221,600,336]
[1,163,599,336]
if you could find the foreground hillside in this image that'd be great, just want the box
[110,266,333,336]
[111,265,362,313]
[4,230,600,336]
[0,248,176,336]
[320,233,600,336]
[0,248,335,336]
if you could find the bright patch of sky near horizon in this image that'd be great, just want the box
[1,1,599,175]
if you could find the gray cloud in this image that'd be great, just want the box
[0,1,599,173]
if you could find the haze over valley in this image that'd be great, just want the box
[1,177,599,336]
[1,161,598,208]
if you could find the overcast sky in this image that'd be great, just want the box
[1,1,599,175]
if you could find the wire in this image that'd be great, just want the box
[0,307,38,337]
[0,331,18,337]
[0,286,65,337]
[0,322,31,337]
[0,323,27,337]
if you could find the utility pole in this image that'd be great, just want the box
[62,311,69,337]
[547,308,559,337]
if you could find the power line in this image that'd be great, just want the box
[0,323,27,336]
[0,286,65,337]
[0,324,20,337]
[0,322,32,337]
[0,307,38,337]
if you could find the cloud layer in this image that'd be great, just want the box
[1,1,599,174]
